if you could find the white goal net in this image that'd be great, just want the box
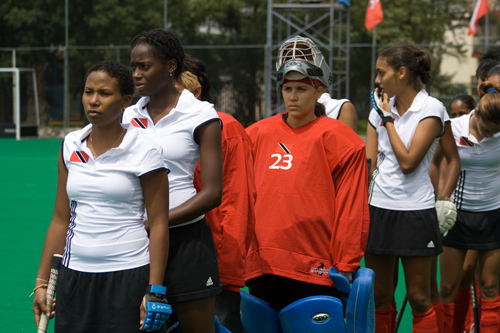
[0,68,40,140]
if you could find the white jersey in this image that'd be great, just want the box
[62,124,166,272]
[450,111,500,212]
[123,89,220,226]
[368,90,448,210]
[318,93,349,120]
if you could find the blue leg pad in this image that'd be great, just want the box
[346,268,376,333]
[279,296,347,333]
[328,267,351,306]
[240,290,282,333]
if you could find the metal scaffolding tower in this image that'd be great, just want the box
[264,0,350,118]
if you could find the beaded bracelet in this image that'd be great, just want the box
[29,284,48,297]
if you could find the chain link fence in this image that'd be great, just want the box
[0,45,477,136]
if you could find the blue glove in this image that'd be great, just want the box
[371,90,393,126]
[142,285,172,331]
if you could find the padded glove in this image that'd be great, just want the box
[142,285,172,331]
[371,90,393,125]
[435,198,457,234]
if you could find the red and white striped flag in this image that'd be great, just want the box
[365,0,384,31]
[468,0,489,36]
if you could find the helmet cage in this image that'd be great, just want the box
[276,36,332,89]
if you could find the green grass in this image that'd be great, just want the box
[358,119,368,138]
[0,138,62,331]
[0,137,414,331]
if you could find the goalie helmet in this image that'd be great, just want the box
[276,36,332,90]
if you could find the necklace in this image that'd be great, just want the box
[89,128,126,158]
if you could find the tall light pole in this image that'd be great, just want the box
[164,0,168,29]
[64,0,69,130]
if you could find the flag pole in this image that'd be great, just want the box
[485,12,489,52]
[370,26,376,91]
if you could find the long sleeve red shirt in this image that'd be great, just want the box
[194,112,257,289]
[245,114,369,286]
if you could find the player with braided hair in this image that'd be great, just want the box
[124,29,223,333]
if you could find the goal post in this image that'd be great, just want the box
[0,68,40,140]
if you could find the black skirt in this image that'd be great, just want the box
[163,218,221,303]
[366,205,442,256]
[443,208,500,250]
[55,264,163,333]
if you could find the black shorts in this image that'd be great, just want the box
[246,274,341,311]
[164,219,221,303]
[443,208,500,250]
[366,205,442,256]
[55,264,164,333]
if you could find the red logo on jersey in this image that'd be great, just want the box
[131,118,148,129]
[459,136,474,147]
[70,151,90,163]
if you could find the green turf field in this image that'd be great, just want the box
[0,137,413,332]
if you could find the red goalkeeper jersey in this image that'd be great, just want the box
[194,112,257,289]
[245,114,369,286]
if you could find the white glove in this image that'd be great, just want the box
[435,200,457,234]
[370,90,393,125]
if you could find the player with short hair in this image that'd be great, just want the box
[123,29,223,333]
[449,93,476,119]
[244,35,369,311]
[32,59,170,332]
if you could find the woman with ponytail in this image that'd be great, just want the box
[438,81,500,333]
[365,44,460,332]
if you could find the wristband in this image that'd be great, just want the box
[146,284,167,295]
[371,90,393,125]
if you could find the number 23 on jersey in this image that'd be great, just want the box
[269,153,293,170]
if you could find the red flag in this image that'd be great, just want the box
[468,0,489,36]
[365,0,383,31]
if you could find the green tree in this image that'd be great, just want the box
[0,0,164,124]
[1,0,497,126]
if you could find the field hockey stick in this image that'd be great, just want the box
[471,279,480,333]
[37,254,63,333]
[393,294,408,333]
